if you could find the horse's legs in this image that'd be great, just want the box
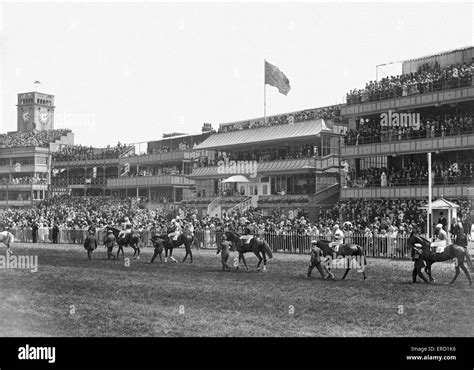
[169,248,177,263]
[459,263,472,286]
[136,245,140,260]
[188,248,193,263]
[241,253,249,271]
[425,263,435,282]
[254,251,262,269]
[182,249,188,262]
[342,267,350,280]
[450,266,460,285]
[262,253,267,272]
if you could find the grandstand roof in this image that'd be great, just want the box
[402,46,473,63]
[194,119,330,150]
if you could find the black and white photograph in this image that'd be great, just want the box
[0,0,473,368]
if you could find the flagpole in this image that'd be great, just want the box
[264,59,266,124]
[428,152,432,239]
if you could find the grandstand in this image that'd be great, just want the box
[2,48,473,231]
[0,129,73,208]
[185,105,344,219]
[339,47,474,234]
[51,126,214,201]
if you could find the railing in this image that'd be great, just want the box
[10,228,158,247]
[9,229,467,261]
[346,75,473,105]
[207,197,221,215]
[346,176,474,188]
[192,231,461,260]
[343,125,474,147]
[227,196,253,214]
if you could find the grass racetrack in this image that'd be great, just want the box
[0,243,472,337]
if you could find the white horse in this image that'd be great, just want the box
[0,231,15,255]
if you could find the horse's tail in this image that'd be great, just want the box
[263,240,273,259]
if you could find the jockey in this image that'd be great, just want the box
[431,223,448,252]
[329,224,344,253]
[183,220,194,236]
[240,220,254,244]
[168,217,182,240]
[118,218,132,239]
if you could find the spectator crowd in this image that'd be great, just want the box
[344,110,473,146]
[0,129,71,149]
[0,195,470,244]
[194,143,320,168]
[345,154,474,188]
[346,60,474,105]
[53,142,132,162]
[218,106,340,133]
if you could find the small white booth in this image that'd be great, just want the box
[420,197,459,239]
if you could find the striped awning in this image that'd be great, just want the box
[194,119,330,150]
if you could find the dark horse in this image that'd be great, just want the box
[224,231,273,271]
[158,231,195,263]
[107,227,141,260]
[407,232,472,285]
[314,239,367,280]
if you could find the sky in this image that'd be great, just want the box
[0,1,473,148]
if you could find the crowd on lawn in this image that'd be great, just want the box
[1,196,471,245]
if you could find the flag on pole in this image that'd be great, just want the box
[265,60,291,95]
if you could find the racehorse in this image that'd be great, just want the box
[223,230,273,271]
[106,227,141,260]
[315,239,367,280]
[0,231,14,256]
[149,235,165,263]
[407,232,472,285]
[158,231,195,263]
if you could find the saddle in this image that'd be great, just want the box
[430,241,447,254]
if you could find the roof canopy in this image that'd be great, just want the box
[221,175,250,183]
[194,119,330,151]
[420,198,460,210]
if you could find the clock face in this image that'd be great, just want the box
[22,111,30,122]
[39,110,49,125]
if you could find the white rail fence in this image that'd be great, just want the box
[8,228,461,260]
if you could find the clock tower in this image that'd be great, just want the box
[17,92,55,132]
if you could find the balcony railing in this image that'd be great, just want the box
[346,176,474,189]
[343,125,474,147]
[107,175,193,188]
[345,76,473,106]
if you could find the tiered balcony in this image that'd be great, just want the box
[341,129,474,158]
[107,175,193,188]
[189,154,340,179]
[341,84,474,118]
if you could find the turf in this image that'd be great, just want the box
[0,243,472,337]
